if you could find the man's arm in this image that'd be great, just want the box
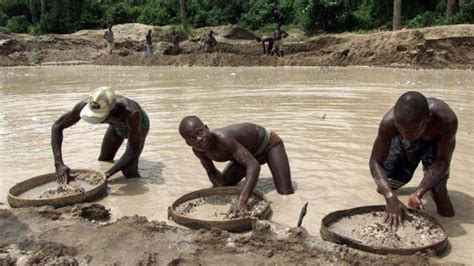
[192,149,222,187]
[104,110,142,177]
[224,138,260,210]
[415,117,457,198]
[369,114,407,228]
[51,101,87,183]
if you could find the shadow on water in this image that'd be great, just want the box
[107,160,165,197]
[255,176,298,195]
[398,186,474,239]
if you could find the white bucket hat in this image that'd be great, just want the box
[80,87,117,124]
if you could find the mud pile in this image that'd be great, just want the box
[0,24,472,68]
[0,204,438,265]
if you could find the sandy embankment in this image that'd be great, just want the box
[0,23,473,68]
[0,204,435,265]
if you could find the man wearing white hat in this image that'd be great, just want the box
[51,87,149,183]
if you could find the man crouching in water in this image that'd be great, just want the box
[52,87,149,183]
[179,116,294,217]
[369,91,457,229]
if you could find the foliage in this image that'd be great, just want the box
[6,15,29,33]
[0,0,472,35]
[297,0,358,33]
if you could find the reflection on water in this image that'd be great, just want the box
[0,66,473,263]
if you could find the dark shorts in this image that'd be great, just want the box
[383,135,438,189]
[114,111,150,139]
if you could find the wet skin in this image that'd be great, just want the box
[180,118,294,217]
[369,97,457,229]
[51,96,148,184]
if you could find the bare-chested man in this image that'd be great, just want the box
[369,91,457,229]
[179,116,294,217]
[52,87,149,183]
[272,23,288,57]
[256,35,274,55]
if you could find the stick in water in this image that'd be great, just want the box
[297,202,309,227]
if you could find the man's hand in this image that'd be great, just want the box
[55,164,76,184]
[104,172,112,179]
[408,193,424,211]
[228,201,249,219]
[384,195,408,230]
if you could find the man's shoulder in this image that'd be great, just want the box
[378,108,397,135]
[428,98,456,116]
[428,98,457,130]
[116,97,142,112]
[213,126,241,144]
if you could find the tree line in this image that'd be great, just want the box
[0,0,473,35]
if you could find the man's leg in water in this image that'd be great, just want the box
[266,143,294,194]
[430,175,455,217]
[98,125,124,161]
[122,127,148,178]
[221,161,247,186]
[267,42,273,55]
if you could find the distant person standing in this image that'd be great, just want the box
[272,23,288,57]
[256,35,274,55]
[145,29,153,56]
[203,30,217,53]
[171,30,181,55]
[103,25,115,55]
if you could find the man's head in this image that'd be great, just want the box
[80,87,116,124]
[108,24,113,30]
[148,29,152,34]
[179,116,212,151]
[393,91,431,141]
[256,36,262,43]
[209,30,214,35]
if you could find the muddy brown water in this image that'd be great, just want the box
[0,66,472,264]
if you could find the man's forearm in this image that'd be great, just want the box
[416,161,449,197]
[370,160,396,200]
[205,167,222,186]
[239,164,260,204]
[51,125,65,167]
[105,145,139,176]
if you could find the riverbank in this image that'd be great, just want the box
[0,204,435,265]
[1,23,473,68]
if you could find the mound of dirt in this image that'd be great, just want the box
[0,204,445,265]
[0,23,472,68]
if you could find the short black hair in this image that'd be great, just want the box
[179,116,204,137]
[394,91,429,125]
